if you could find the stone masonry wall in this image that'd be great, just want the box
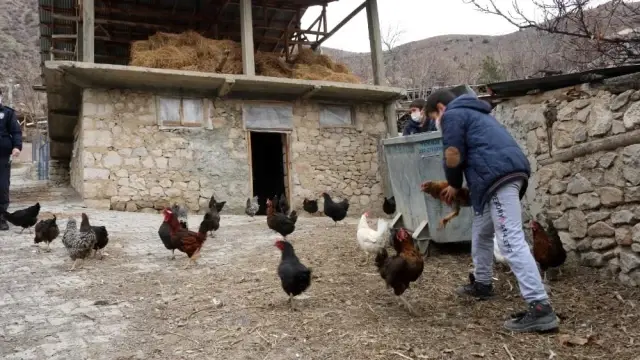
[74,88,386,215]
[494,85,640,286]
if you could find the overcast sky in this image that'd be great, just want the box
[300,0,612,53]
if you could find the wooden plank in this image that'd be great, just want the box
[311,1,365,50]
[82,0,95,62]
[217,79,235,97]
[239,0,255,76]
[365,0,384,85]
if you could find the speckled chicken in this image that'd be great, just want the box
[245,196,259,217]
[61,213,97,271]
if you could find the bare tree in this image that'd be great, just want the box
[381,23,406,86]
[464,0,640,68]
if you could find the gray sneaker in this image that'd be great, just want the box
[504,300,559,333]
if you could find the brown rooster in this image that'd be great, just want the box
[420,180,471,229]
[266,199,296,238]
[161,208,208,269]
[530,219,567,284]
[375,227,424,315]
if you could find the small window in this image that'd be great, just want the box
[157,96,205,127]
[242,103,293,130]
[320,105,353,127]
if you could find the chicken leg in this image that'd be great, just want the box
[45,242,52,252]
[169,249,175,260]
[69,258,82,271]
[398,295,417,316]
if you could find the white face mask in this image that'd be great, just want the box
[435,118,441,131]
[410,111,421,122]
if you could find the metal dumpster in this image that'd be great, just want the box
[382,131,473,254]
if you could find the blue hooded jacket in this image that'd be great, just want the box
[440,95,530,215]
[402,117,438,136]
[0,105,22,157]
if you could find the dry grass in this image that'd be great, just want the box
[46,214,640,360]
[129,31,360,83]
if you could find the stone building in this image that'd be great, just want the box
[37,0,406,215]
[488,65,640,286]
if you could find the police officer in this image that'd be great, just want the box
[0,89,22,231]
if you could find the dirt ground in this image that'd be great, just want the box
[0,201,639,360]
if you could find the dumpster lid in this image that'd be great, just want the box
[383,131,443,145]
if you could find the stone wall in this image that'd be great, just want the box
[494,84,640,286]
[73,88,386,215]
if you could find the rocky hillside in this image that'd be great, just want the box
[0,0,40,85]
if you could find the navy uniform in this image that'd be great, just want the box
[0,101,22,230]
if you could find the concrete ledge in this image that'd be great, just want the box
[44,61,407,103]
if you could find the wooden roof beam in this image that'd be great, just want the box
[311,1,365,50]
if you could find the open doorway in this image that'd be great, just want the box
[249,131,290,215]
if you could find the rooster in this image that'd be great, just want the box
[375,227,424,315]
[356,212,388,264]
[266,199,295,238]
[302,198,318,214]
[321,192,349,225]
[208,195,226,213]
[531,219,566,285]
[33,215,60,252]
[245,196,259,217]
[275,239,312,310]
[91,225,109,260]
[162,208,208,269]
[1,202,41,233]
[382,196,396,217]
[420,180,470,229]
[61,214,97,271]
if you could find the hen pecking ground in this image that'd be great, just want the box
[0,203,638,360]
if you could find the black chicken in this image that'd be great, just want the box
[208,195,226,213]
[266,199,295,238]
[201,205,221,237]
[34,215,60,252]
[279,193,290,215]
[275,239,312,310]
[383,196,396,216]
[321,192,349,225]
[91,225,109,259]
[302,198,318,214]
[1,202,41,233]
[289,210,298,224]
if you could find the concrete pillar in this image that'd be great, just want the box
[365,0,384,86]
[239,0,255,76]
[82,0,95,62]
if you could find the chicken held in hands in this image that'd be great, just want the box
[1,202,41,233]
[266,198,296,238]
[275,239,312,310]
[531,219,566,285]
[375,227,424,315]
[356,212,388,264]
[34,215,60,252]
[420,180,470,229]
[321,192,349,225]
[62,213,97,271]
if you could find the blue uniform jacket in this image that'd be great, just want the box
[402,118,438,136]
[440,95,530,214]
[0,105,22,157]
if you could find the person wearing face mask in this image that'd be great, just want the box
[401,99,438,136]
[0,90,22,231]
[424,89,557,333]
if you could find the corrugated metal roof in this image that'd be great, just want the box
[487,64,640,97]
[39,0,337,66]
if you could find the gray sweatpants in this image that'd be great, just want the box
[472,179,548,303]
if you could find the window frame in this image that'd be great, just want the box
[318,103,355,128]
[156,96,206,128]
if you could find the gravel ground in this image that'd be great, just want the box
[0,195,638,360]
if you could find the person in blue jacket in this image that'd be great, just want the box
[402,99,438,136]
[424,89,558,333]
[0,90,22,231]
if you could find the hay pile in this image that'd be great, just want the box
[130,31,360,83]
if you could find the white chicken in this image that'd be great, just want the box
[493,233,512,273]
[356,212,389,264]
